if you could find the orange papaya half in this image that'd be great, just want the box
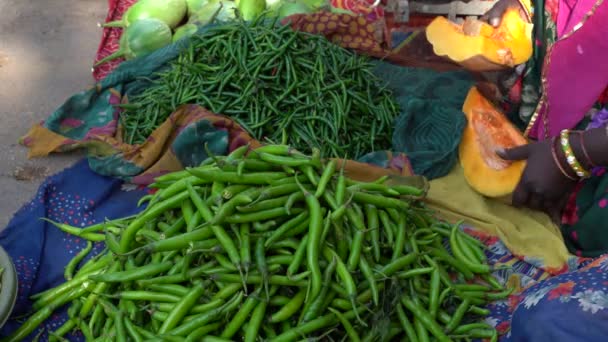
[459,86,528,197]
[425,9,533,71]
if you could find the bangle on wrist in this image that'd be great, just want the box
[573,131,597,168]
[560,129,591,178]
[551,136,578,181]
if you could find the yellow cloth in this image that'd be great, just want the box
[425,165,571,271]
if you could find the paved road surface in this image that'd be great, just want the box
[0,0,107,228]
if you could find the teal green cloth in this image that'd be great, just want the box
[23,24,233,181]
[373,62,475,179]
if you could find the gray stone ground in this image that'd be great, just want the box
[0,0,107,228]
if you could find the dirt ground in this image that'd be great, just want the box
[0,0,107,228]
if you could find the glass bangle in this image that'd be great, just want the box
[560,129,590,178]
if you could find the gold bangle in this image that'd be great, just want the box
[551,137,577,181]
[560,129,590,178]
[575,131,597,168]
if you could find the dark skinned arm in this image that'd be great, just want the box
[570,126,608,169]
[498,124,608,221]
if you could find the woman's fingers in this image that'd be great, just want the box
[497,144,530,161]
[480,1,509,27]
[481,0,529,27]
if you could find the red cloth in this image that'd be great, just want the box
[92,0,138,81]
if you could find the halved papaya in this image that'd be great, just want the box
[425,9,533,71]
[459,87,528,197]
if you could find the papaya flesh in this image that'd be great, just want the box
[425,9,533,70]
[458,87,528,198]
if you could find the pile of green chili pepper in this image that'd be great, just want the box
[6,144,510,342]
[119,17,399,159]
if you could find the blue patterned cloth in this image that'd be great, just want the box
[0,159,147,340]
[507,260,608,342]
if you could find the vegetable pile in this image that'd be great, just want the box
[96,0,189,66]
[96,18,175,66]
[120,19,400,159]
[96,0,320,66]
[6,144,509,341]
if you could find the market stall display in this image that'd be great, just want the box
[3,145,509,341]
[3,0,579,340]
[21,11,474,184]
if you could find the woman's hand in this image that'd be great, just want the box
[481,0,529,27]
[498,140,577,221]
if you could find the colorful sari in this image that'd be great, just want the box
[505,0,608,257]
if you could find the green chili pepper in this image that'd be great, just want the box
[269,289,305,323]
[89,261,172,283]
[265,211,310,248]
[428,269,441,318]
[187,169,286,185]
[158,282,207,333]
[392,214,407,261]
[255,237,270,300]
[185,323,222,342]
[364,204,381,262]
[239,223,252,277]
[119,191,190,252]
[329,308,361,342]
[221,288,261,339]
[297,180,323,303]
[450,225,491,274]
[314,159,336,198]
[396,303,419,342]
[359,256,379,306]
[168,292,244,336]
[245,301,268,342]
[301,255,337,323]
[4,286,89,342]
[378,210,395,245]
[64,241,93,281]
[400,296,451,342]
